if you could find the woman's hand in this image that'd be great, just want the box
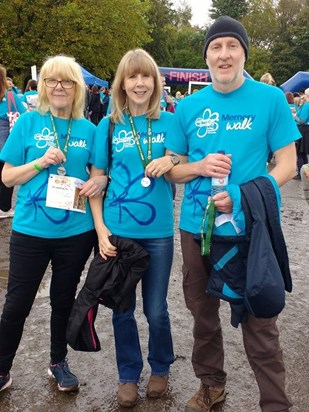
[97,227,117,260]
[35,146,66,170]
[79,175,108,198]
[145,155,175,178]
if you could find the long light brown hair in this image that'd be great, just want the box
[110,49,162,124]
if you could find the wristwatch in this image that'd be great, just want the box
[169,154,180,166]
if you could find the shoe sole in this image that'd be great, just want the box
[0,376,12,392]
[117,399,138,408]
[147,385,168,399]
[47,368,80,392]
[185,390,226,412]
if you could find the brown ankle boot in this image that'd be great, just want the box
[117,383,138,408]
[185,383,226,412]
[146,375,169,398]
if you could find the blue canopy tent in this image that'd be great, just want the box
[280,71,309,93]
[80,66,108,88]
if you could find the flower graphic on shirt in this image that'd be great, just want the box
[113,129,135,153]
[108,162,156,225]
[185,148,211,216]
[195,108,219,138]
[34,127,55,149]
[25,171,70,223]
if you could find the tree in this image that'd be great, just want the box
[209,0,249,20]
[144,0,177,66]
[0,0,151,85]
[269,0,309,84]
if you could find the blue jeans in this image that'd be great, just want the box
[112,236,175,383]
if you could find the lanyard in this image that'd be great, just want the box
[200,199,216,256]
[50,113,72,157]
[127,111,152,170]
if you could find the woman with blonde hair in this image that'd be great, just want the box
[0,55,104,393]
[260,72,276,86]
[90,48,177,407]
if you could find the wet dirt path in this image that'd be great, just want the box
[0,179,308,412]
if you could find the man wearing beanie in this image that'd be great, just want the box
[165,15,299,412]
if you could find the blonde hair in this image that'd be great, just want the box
[37,55,85,119]
[260,72,276,86]
[110,49,162,124]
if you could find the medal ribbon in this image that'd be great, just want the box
[200,199,216,256]
[127,111,152,170]
[50,113,72,158]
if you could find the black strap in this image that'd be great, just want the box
[103,118,115,202]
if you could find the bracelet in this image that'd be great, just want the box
[33,161,43,172]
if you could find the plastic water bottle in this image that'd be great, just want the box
[211,150,229,196]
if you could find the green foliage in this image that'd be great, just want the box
[0,0,308,89]
[0,0,151,85]
[171,27,206,69]
[209,0,249,20]
[144,0,177,66]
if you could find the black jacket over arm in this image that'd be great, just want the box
[67,236,149,351]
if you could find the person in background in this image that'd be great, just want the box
[300,163,309,204]
[260,72,276,86]
[165,16,299,412]
[21,79,39,111]
[0,65,26,219]
[285,92,297,116]
[6,77,20,95]
[100,86,110,118]
[90,48,176,408]
[260,72,278,164]
[0,55,106,393]
[173,90,182,109]
[292,88,309,178]
[88,84,102,125]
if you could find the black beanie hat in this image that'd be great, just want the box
[203,16,249,61]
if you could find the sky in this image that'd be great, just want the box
[173,0,212,27]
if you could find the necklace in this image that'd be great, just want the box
[50,113,73,175]
[127,111,152,187]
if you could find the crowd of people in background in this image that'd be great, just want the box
[0,17,308,412]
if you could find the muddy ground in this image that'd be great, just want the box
[0,178,308,412]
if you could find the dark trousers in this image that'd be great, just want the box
[180,229,292,412]
[0,229,97,374]
[0,161,14,212]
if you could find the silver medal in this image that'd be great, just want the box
[141,177,151,187]
[57,166,67,176]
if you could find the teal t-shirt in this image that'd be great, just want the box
[0,111,96,238]
[21,90,39,110]
[91,111,174,239]
[0,90,26,120]
[297,101,309,125]
[165,78,301,235]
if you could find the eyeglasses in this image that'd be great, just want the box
[44,78,76,89]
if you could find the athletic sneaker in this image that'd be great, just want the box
[48,358,79,392]
[0,373,12,392]
[0,208,14,219]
